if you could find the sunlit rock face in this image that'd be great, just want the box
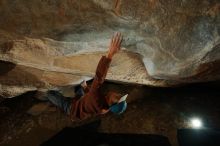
[0,0,220,98]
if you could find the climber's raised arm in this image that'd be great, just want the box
[89,32,123,93]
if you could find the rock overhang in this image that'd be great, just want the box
[0,0,220,98]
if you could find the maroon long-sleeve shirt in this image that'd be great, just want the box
[70,56,111,121]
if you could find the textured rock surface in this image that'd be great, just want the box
[0,0,220,98]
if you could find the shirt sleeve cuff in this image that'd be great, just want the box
[102,56,112,62]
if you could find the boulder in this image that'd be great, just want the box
[0,0,220,98]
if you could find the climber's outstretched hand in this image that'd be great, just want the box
[107,32,123,59]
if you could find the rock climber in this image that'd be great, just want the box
[36,32,128,121]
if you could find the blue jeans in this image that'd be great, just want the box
[47,85,85,114]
